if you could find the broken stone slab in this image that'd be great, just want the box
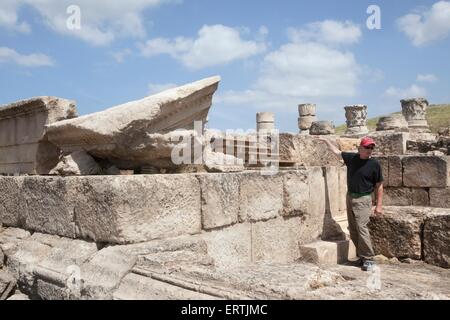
[0,96,77,175]
[49,150,102,176]
[402,156,450,187]
[376,114,408,131]
[197,173,239,230]
[79,246,137,299]
[310,121,335,135]
[423,212,450,268]
[0,227,32,256]
[369,206,425,260]
[369,132,408,155]
[299,240,356,265]
[45,76,220,170]
[0,270,17,300]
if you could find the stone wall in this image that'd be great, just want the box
[0,168,348,259]
[374,155,450,208]
[0,97,77,175]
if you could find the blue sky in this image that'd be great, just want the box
[1,0,449,132]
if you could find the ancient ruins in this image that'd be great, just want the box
[0,78,449,300]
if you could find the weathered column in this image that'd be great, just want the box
[344,105,368,135]
[256,112,275,132]
[401,98,430,132]
[298,104,317,134]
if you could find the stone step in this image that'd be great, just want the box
[299,240,356,265]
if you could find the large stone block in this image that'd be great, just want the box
[279,134,343,166]
[307,167,326,233]
[423,212,450,268]
[412,188,429,206]
[282,170,309,217]
[197,173,239,230]
[0,96,77,174]
[338,166,348,214]
[403,156,450,187]
[22,177,77,238]
[200,223,252,269]
[299,240,356,265]
[369,207,424,259]
[430,188,450,208]
[251,217,302,263]
[73,175,202,244]
[238,173,283,222]
[0,177,26,227]
[388,156,403,187]
[45,77,220,170]
[322,167,346,240]
[374,156,389,187]
[370,132,408,155]
[383,187,413,206]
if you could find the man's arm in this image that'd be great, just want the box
[318,137,342,158]
[374,182,384,215]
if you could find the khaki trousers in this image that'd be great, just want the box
[346,193,375,260]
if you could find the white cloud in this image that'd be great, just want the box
[1,0,180,46]
[397,1,450,46]
[0,0,30,33]
[139,24,267,69]
[417,73,438,83]
[384,85,427,99]
[287,20,362,45]
[112,49,132,63]
[0,47,54,67]
[148,83,178,94]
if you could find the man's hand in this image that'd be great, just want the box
[373,205,383,215]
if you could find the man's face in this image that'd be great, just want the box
[359,144,375,159]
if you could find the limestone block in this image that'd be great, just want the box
[49,151,102,176]
[430,188,450,208]
[279,134,343,166]
[383,187,412,206]
[423,212,450,268]
[322,167,346,240]
[80,246,137,299]
[73,175,202,244]
[0,177,26,227]
[310,121,335,135]
[238,173,283,222]
[22,177,77,238]
[388,156,403,187]
[403,156,450,187]
[0,270,17,300]
[338,166,348,214]
[0,96,77,175]
[0,227,31,256]
[46,77,220,169]
[113,273,213,300]
[251,217,302,263]
[299,240,356,265]
[282,170,309,217]
[412,188,429,206]
[201,223,252,269]
[370,132,408,155]
[369,206,424,259]
[197,173,239,230]
[307,167,326,236]
[374,156,389,187]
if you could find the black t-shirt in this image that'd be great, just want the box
[342,152,384,193]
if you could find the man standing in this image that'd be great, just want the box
[319,136,384,271]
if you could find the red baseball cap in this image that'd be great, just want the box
[360,137,376,147]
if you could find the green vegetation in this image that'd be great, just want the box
[335,104,450,135]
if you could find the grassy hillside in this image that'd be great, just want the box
[335,104,450,135]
